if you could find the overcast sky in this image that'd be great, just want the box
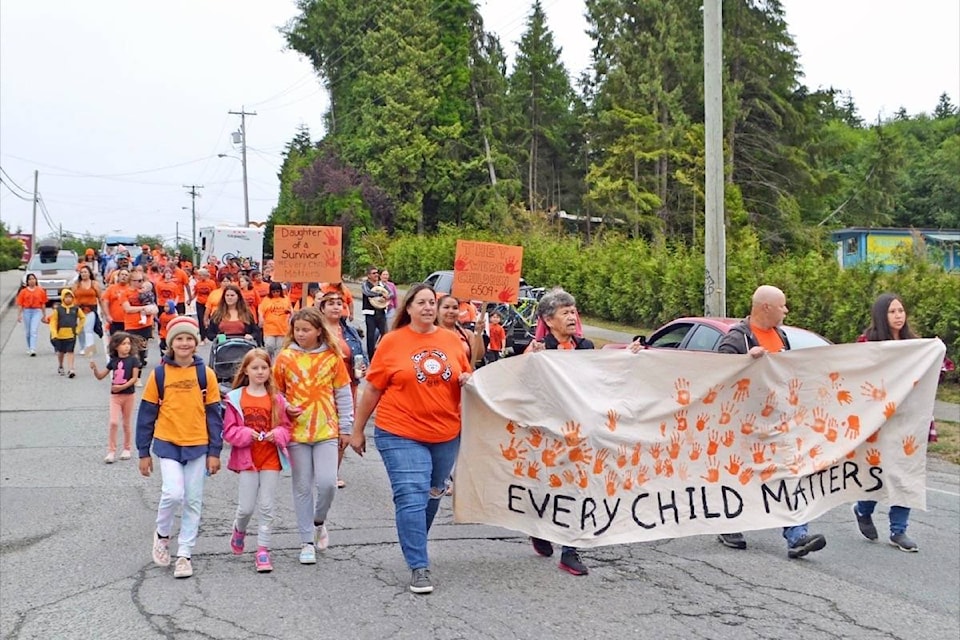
[1,0,957,243]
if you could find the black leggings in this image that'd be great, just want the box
[128,327,153,369]
[365,312,387,359]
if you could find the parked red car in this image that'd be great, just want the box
[602,317,831,352]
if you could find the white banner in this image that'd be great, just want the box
[455,339,945,548]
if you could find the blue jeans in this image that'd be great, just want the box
[782,524,809,547]
[374,427,459,570]
[22,308,43,352]
[856,501,910,535]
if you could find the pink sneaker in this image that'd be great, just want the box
[230,526,245,555]
[255,547,273,573]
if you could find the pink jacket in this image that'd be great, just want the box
[222,389,293,473]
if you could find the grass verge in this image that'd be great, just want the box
[936,382,960,405]
[929,420,960,465]
[579,314,645,336]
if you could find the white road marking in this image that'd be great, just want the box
[927,487,960,497]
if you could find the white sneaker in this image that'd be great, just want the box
[173,556,193,578]
[314,523,329,551]
[298,543,317,564]
[119,450,131,460]
[151,532,171,567]
[104,452,115,464]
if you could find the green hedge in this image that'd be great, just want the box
[367,227,959,365]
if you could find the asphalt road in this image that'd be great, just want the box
[1,271,958,639]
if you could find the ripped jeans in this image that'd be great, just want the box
[374,427,459,570]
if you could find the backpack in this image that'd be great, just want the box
[154,361,208,405]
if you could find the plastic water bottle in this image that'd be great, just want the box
[353,354,365,380]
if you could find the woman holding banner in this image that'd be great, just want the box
[350,284,472,594]
[524,287,593,576]
[852,293,921,552]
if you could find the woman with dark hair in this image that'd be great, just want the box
[258,281,293,359]
[237,274,262,324]
[350,284,472,594]
[437,294,484,367]
[852,293,923,553]
[16,273,48,356]
[206,284,259,343]
[72,264,104,356]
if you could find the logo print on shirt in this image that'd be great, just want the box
[412,349,452,384]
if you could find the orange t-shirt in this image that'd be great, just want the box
[123,288,155,330]
[155,280,179,309]
[487,324,506,351]
[458,301,477,324]
[751,323,785,354]
[242,389,281,471]
[364,326,472,443]
[158,309,178,339]
[193,278,216,305]
[205,287,224,314]
[259,296,292,337]
[556,340,576,350]
[240,288,261,322]
[174,268,190,303]
[102,283,131,323]
[253,281,270,298]
[16,286,48,309]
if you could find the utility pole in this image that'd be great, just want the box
[175,221,180,248]
[703,0,726,317]
[183,184,204,265]
[31,170,38,248]
[228,107,257,227]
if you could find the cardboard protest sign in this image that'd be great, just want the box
[272,225,341,283]
[455,339,945,547]
[452,240,523,303]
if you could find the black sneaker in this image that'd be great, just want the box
[853,505,878,541]
[717,532,747,549]
[788,533,827,559]
[531,537,554,557]
[409,568,433,594]
[559,550,589,576]
[889,533,919,552]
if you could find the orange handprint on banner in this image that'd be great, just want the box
[616,444,629,469]
[500,437,527,461]
[836,388,853,405]
[814,457,837,472]
[654,458,666,477]
[844,415,861,440]
[725,454,742,476]
[576,468,589,489]
[636,465,650,486]
[829,371,842,385]
[505,421,517,434]
[718,401,737,425]
[526,461,541,479]
[740,413,756,435]
[562,421,583,446]
[703,384,723,405]
[787,379,802,406]
[883,402,897,419]
[795,437,804,452]
[903,436,918,456]
[663,459,675,478]
[865,449,882,466]
[825,418,839,443]
[454,256,470,271]
[605,409,619,432]
[792,407,808,427]
[865,429,879,443]
[846,450,857,460]
[695,413,710,432]
[497,287,515,303]
[760,464,778,482]
[861,380,887,401]
[541,439,565,467]
[593,448,610,475]
[688,442,703,461]
[706,430,721,456]
[738,467,754,485]
[774,413,791,435]
[808,445,822,459]
[605,470,619,497]
[630,443,642,466]
[526,427,543,448]
[562,469,576,484]
[623,473,634,491]
[568,444,594,465]
[323,249,339,268]
[675,378,691,406]
[733,378,751,402]
[702,457,720,483]
[761,391,777,417]
[323,228,339,246]
[503,255,520,275]
[675,410,689,431]
[549,473,563,488]
[649,443,662,460]
[721,430,735,448]
[668,432,683,460]
[808,407,828,433]
[751,443,767,464]
[513,461,524,476]
[788,454,804,475]
[659,422,668,437]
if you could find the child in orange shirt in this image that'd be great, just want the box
[157,301,179,352]
[223,349,293,573]
[485,310,506,364]
[272,308,353,565]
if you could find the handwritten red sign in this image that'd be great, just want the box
[452,240,523,304]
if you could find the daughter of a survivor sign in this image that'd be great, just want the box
[454,339,944,547]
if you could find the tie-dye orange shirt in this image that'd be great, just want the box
[273,345,351,443]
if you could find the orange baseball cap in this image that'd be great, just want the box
[85,248,95,256]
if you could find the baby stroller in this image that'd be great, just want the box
[208,337,259,396]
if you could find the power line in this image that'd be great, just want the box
[3,154,215,179]
[0,178,33,201]
[0,167,32,195]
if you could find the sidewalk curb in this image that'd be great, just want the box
[0,270,23,321]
